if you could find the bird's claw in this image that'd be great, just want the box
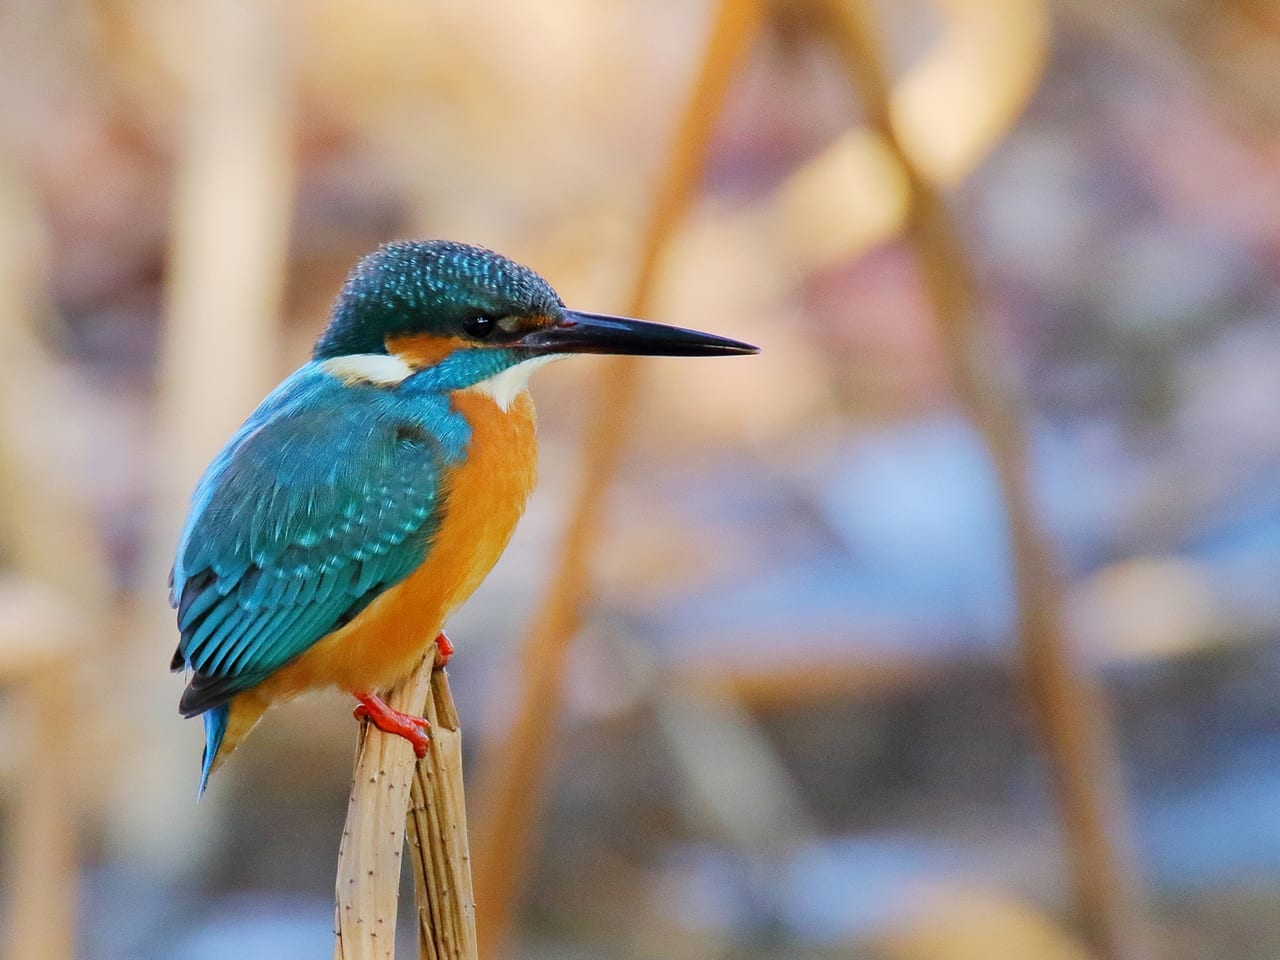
[353,693,431,757]
[434,631,455,668]
[349,634,452,757]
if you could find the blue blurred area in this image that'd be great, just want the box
[661,410,1280,662]
[661,416,1113,655]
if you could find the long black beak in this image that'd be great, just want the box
[521,310,759,357]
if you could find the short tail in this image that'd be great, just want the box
[196,695,270,799]
[198,705,229,799]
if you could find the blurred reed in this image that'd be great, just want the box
[0,585,79,960]
[116,0,295,874]
[814,1,1159,958]
[468,0,765,955]
[0,90,101,960]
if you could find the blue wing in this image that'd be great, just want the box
[170,367,461,716]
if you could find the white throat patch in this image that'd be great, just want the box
[319,353,414,386]
[466,354,564,411]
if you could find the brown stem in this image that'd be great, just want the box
[1,584,80,960]
[815,2,1158,958]
[335,644,477,960]
[468,1,766,955]
[406,669,477,960]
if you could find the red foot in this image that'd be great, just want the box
[434,631,455,668]
[352,692,431,757]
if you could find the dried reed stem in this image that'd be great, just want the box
[334,643,476,960]
[0,140,111,620]
[817,2,1157,958]
[124,0,295,874]
[0,583,79,960]
[406,669,477,960]
[469,1,764,954]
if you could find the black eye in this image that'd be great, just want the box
[462,314,496,340]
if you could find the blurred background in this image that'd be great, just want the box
[2,0,1280,958]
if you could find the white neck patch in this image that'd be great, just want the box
[466,354,564,411]
[319,353,414,386]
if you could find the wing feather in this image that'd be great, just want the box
[170,384,450,717]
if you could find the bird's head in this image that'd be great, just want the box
[314,240,757,401]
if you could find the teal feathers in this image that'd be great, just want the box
[170,364,467,716]
[314,240,562,359]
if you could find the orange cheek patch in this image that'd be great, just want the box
[386,333,467,369]
[506,313,555,335]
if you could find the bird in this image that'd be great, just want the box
[169,239,758,795]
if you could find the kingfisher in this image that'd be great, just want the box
[169,239,757,794]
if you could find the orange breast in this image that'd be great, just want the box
[256,388,538,699]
